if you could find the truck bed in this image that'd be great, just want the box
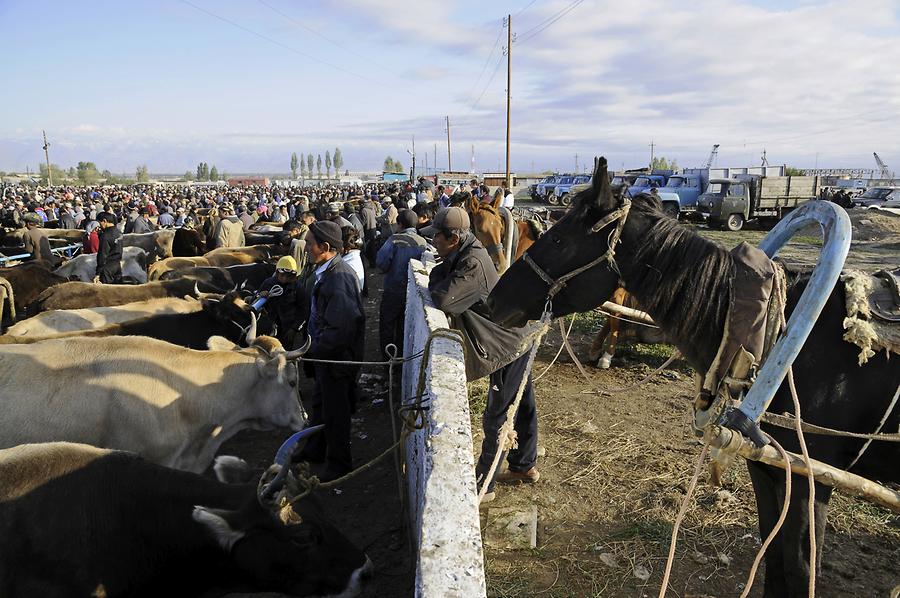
[757,176,820,209]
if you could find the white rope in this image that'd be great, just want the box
[787,367,817,598]
[534,315,575,381]
[847,382,900,469]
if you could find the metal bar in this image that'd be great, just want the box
[736,201,851,425]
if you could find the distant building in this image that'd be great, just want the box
[227,176,270,187]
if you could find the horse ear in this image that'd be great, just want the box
[589,157,615,210]
[467,196,479,214]
[489,193,502,210]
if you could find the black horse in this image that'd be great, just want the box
[488,157,900,598]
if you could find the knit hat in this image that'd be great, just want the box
[309,220,343,252]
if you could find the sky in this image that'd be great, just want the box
[1,0,899,175]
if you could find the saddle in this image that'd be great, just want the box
[871,267,900,322]
[841,268,900,364]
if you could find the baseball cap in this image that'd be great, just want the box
[420,206,470,237]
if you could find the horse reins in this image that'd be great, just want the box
[521,198,631,301]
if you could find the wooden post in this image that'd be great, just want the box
[446,116,452,171]
[42,130,52,186]
[706,426,900,513]
[505,14,512,190]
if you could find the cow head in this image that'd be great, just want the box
[193,431,371,597]
[193,497,371,597]
[207,332,309,432]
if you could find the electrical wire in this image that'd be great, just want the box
[180,0,372,81]
[516,0,585,45]
[470,54,505,110]
[466,20,505,105]
[257,0,388,70]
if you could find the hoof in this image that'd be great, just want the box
[597,353,613,369]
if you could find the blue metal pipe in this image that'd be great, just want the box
[722,202,851,444]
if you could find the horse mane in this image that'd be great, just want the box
[624,196,734,364]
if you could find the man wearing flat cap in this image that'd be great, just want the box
[427,207,541,503]
[22,212,61,267]
[297,219,365,482]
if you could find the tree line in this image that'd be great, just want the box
[33,162,151,186]
[290,148,344,180]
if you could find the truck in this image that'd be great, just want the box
[549,174,591,205]
[531,175,561,202]
[626,171,673,197]
[697,174,822,231]
[655,166,786,219]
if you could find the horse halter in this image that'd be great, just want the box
[521,197,631,302]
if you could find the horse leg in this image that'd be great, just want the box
[748,460,833,598]
[588,320,610,364]
[597,317,620,369]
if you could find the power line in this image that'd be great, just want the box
[257,0,387,70]
[471,54,505,110]
[180,0,371,81]
[515,0,540,17]
[466,19,505,104]
[516,0,585,45]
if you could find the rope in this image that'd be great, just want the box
[762,410,900,442]
[658,443,709,598]
[847,382,900,467]
[477,310,552,504]
[739,435,793,598]
[787,367,817,598]
[534,315,575,381]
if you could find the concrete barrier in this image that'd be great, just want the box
[403,260,487,598]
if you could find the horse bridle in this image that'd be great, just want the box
[521,197,631,301]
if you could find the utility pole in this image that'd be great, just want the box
[425,150,429,176]
[42,130,52,185]
[446,116,452,171]
[649,140,655,170]
[411,135,416,181]
[504,14,512,189]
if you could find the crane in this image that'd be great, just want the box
[704,144,720,169]
[874,152,893,179]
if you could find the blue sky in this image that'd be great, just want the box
[1,0,898,175]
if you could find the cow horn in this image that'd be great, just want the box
[283,333,311,360]
[194,282,201,297]
[258,425,326,500]
[244,311,258,345]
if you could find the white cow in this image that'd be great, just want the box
[122,229,176,260]
[5,297,201,336]
[0,334,308,472]
[53,246,149,283]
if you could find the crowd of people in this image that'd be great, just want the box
[0,176,534,497]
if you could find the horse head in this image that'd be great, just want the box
[468,195,509,274]
[487,156,626,327]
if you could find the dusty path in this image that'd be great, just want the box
[219,269,413,597]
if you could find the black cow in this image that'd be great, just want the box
[172,227,207,257]
[0,441,371,597]
[161,262,275,291]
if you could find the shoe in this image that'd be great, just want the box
[495,467,540,484]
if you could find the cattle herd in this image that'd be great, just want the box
[0,183,403,597]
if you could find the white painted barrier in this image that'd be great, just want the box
[403,260,487,598]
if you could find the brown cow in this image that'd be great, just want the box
[0,262,68,318]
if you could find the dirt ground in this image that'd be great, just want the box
[476,203,900,598]
[219,269,413,598]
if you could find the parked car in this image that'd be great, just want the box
[853,187,900,208]
[873,198,900,215]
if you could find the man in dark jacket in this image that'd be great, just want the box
[376,209,428,359]
[94,212,123,284]
[426,207,540,502]
[299,220,365,481]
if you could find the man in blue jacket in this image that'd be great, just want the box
[375,209,428,359]
[299,220,365,481]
